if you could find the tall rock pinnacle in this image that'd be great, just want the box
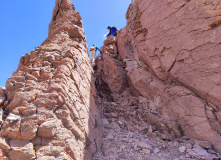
[48,0,85,40]
[0,0,102,159]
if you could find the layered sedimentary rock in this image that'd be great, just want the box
[116,0,221,153]
[0,0,102,159]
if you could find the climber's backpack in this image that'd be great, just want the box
[90,46,95,51]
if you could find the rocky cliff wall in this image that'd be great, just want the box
[95,36,128,97]
[116,0,221,153]
[0,0,102,159]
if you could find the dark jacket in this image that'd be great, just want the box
[107,27,118,37]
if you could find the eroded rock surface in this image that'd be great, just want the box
[1,0,221,159]
[93,89,219,160]
[116,0,221,153]
[94,0,221,155]
[0,0,102,159]
[95,36,128,96]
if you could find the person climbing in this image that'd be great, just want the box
[106,26,118,37]
[90,44,101,63]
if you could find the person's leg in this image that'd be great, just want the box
[90,50,96,63]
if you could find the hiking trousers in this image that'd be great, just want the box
[90,50,96,63]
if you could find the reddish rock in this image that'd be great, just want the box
[95,36,128,95]
[116,0,221,153]
[0,137,10,151]
[38,119,59,139]
[1,0,102,159]
[1,0,221,158]
[9,140,36,160]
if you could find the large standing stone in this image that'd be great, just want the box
[0,0,102,159]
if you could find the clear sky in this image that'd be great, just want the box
[0,0,131,87]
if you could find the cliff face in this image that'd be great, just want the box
[95,36,128,96]
[1,0,221,159]
[115,0,221,152]
[95,0,221,154]
[0,0,102,159]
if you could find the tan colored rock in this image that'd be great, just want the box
[9,140,36,160]
[1,0,102,159]
[95,36,128,94]
[0,148,9,160]
[0,113,22,140]
[38,120,59,138]
[104,36,116,46]
[142,148,151,154]
[135,141,152,150]
[0,87,5,96]
[196,140,212,149]
[116,0,221,153]
[0,137,10,151]
[179,146,186,153]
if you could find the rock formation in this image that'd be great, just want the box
[1,0,221,159]
[0,0,102,159]
[93,88,219,160]
[95,36,128,96]
[96,0,221,154]
[94,35,220,159]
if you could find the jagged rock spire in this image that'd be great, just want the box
[0,0,102,159]
[48,0,85,40]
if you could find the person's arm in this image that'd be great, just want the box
[96,47,101,52]
[106,30,111,37]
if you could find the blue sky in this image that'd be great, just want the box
[0,0,131,87]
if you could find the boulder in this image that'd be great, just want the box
[38,120,59,138]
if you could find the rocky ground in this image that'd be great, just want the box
[93,89,221,160]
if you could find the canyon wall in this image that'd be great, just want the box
[0,0,102,159]
[115,0,221,153]
[95,0,221,154]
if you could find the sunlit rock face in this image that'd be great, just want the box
[116,0,221,153]
[95,36,129,96]
[0,0,102,159]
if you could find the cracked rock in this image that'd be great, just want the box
[9,140,36,160]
